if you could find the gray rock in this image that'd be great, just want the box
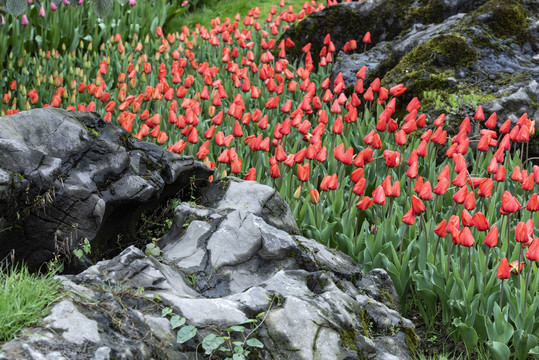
[1,179,415,359]
[43,300,100,345]
[0,108,213,272]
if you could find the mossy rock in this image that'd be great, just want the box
[471,0,529,39]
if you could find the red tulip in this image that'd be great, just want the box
[414,176,424,194]
[411,195,425,215]
[244,168,256,181]
[390,181,401,197]
[484,225,498,247]
[526,238,539,261]
[310,189,321,204]
[452,186,468,204]
[515,222,532,244]
[372,185,386,205]
[402,208,416,225]
[500,191,521,214]
[464,192,476,210]
[297,163,310,182]
[474,105,484,121]
[461,209,474,227]
[527,193,539,211]
[497,257,511,279]
[362,32,371,43]
[270,163,281,178]
[356,196,373,210]
[433,178,449,195]
[383,150,402,168]
[320,174,338,191]
[459,227,475,247]
[434,219,447,237]
[472,212,490,231]
[478,178,493,197]
[353,178,367,196]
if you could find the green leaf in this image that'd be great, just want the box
[116,0,128,5]
[176,325,197,344]
[161,307,172,317]
[232,354,245,360]
[513,330,538,360]
[202,334,225,355]
[226,326,244,332]
[170,315,186,329]
[453,318,478,351]
[93,0,113,18]
[487,341,511,360]
[246,338,264,348]
[6,0,26,17]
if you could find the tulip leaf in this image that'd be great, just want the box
[6,0,26,17]
[116,0,128,5]
[487,341,511,360]
[453,318,478,351]
[93,0,113,18]
[513,330,538,360]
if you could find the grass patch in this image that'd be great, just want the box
[166,0,308,31]
[0,264,63,342]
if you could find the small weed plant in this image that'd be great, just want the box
[161,303,268,359]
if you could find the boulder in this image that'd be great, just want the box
[282,0,539,147]
[1,178,416,359]
[0,108,212,272]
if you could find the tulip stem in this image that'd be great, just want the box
[499,279,504,307]
[506,215,511,259]
[524,259,532,304]
[468,247,472,283]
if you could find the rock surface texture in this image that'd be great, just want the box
[0,108,212,272]
[283,0,538,127]
[1,178,416,360]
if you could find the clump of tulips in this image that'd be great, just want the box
[1,0,538,358]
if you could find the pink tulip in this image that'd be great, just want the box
[39,6,45,17]
[51,2,58,10]
[21,14,28,26]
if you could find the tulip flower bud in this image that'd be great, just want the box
[293,186,302,200]
[309,189,320,204]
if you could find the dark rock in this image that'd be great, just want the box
[0,108,212,272]
[1,179,416,359]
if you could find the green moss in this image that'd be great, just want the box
[382,34,477,118]
[407,0,446,24]
[339,327,369,360]
[472,0,529,39]
[358,306,371,338]
[403,326,419,358]
[378,288,398,311]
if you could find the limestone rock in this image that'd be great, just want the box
[1,179,415,359]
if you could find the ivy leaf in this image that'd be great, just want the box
[246,338,264,348]
[176,325,196,344]
[225,326,244,332]
[202,334,225,355]
[6,0,26,17]
[169,315,186,329]
[161,307,172,317]
[93,0,113,18]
